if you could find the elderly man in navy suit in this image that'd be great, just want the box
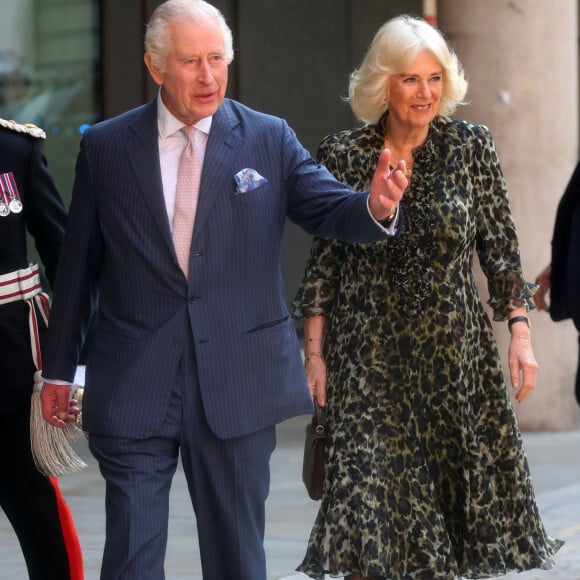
[40,1,408,578]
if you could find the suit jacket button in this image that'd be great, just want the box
[173,339,182,348]
[188,296,198,303]
[191,249,201,257]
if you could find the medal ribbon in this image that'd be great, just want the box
[0,171,21,206]
[0,177,8,211]
[0,171,21,202]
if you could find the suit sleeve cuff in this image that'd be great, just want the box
[367,196,400,236]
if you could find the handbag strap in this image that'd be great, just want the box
[312,400,326,434]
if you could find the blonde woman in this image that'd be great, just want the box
[294,15,562,580]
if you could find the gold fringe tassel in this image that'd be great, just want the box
[30,371,87,476]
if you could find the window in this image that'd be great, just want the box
[0,0,101,200]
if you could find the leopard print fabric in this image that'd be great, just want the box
[293,115,562,579]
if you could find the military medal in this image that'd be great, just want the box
[0,186,9,217]
[0,171,23,214]
[9,199,22,213]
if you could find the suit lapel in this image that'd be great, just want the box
[193,100,240,238]
[121,99,241,252]
[125,100,174,252]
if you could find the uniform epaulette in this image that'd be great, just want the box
[0,118,46,140]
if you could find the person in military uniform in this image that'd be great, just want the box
[0,118,83,579]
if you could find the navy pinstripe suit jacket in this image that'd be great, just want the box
[43,97,393,439]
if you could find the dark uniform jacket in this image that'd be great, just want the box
[0,120,67,413]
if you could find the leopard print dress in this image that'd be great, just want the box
[293,115,563,579]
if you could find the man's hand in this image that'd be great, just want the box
[41,382,80,428]
[534,263,551,312]
[368,148,408,221]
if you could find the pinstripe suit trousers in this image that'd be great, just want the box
[88,332,276,580]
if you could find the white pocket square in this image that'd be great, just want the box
[234,168,268,194]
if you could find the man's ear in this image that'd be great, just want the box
[144,53,163,85]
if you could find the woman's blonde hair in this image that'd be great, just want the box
[348,15,468,123]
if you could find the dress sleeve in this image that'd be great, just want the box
[473,125,537,320]
[292,134,347,321]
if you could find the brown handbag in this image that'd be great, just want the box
[302,402,326,500]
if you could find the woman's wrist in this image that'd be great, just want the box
[304,335,324,364]
[508,315,531,333]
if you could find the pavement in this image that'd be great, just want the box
[1,416,580,579]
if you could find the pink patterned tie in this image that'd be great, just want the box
[173,126,201,278]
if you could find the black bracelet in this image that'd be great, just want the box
[508,315,531,331]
